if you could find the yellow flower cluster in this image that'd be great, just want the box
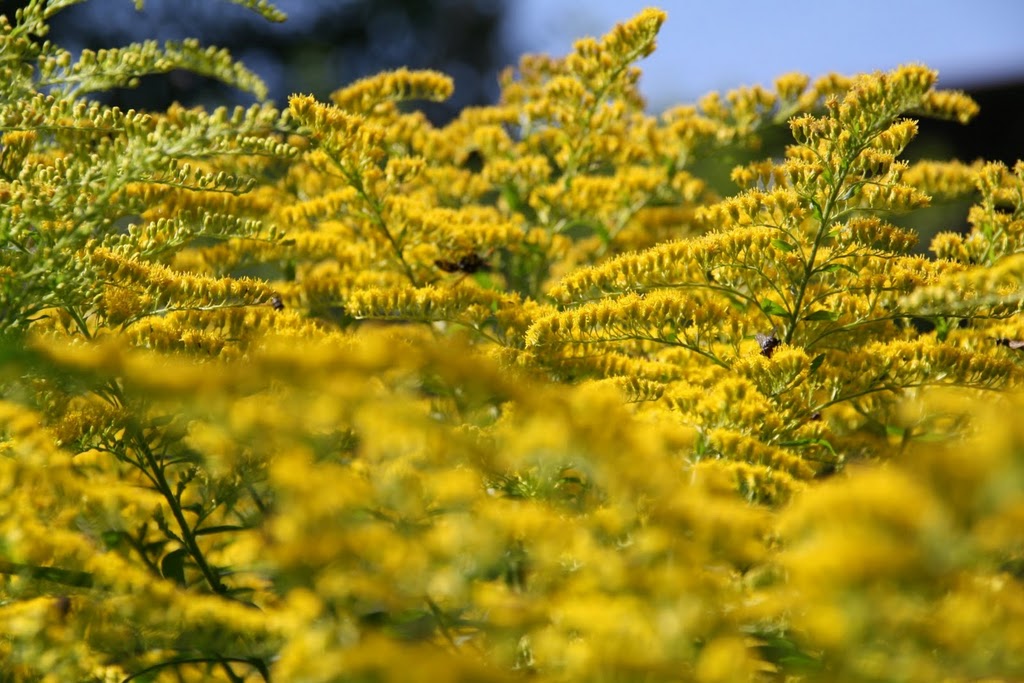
[3,2,1024,681]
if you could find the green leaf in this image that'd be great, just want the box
[760,299,788,317]
[101,530,124,549]
[182,503,204,516]
[725,294,749,313]
[161,548,188,586]
[562,220,610,244]
[803,309,839,322]
[770,238,796,253]
[809,353,826,374]
[500,185,525,213]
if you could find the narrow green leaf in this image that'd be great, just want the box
[770,238,796,253]
[760,299,788,317]
[809,353,826,374]
[182,503,204,516]
[562,220,610,244]
[725,294,749,312]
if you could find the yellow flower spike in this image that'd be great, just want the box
[15,1,1024,678]
[470,123,513,156]
[903,252,1024,318]
[774,72,810,103]
[708,428,816,480]
[481,155,552,187]
[872,118,918,154]
[918,87,981,124]
[329,68,454,114]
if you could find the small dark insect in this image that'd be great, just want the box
[434,253,490,275]
[270,295,285,311]
[995,337,1024,349]
[755,331,781,358]
[54,595,72,622]
[809,411,822,421]
[460,149,485,173]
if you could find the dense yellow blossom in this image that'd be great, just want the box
[3,2,1024,682]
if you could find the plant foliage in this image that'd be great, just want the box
[3,2,1024,681]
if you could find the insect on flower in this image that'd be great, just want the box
[434,252,491,275]
[995,337,1024,349]
[269,295,285,311]
[755,330,781,358]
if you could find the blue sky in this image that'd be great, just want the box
[503,1,1024,111]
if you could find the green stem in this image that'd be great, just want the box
[425,596,458,649]
[343,166,419,286]
[0,560,94,588]
[64,305,93,339]
[130,429,225,594]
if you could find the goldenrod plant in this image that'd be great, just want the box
[2,2,1024,680]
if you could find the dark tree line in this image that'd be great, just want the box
[2,0,512,122]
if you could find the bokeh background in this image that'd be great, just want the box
[3,0,1023,171]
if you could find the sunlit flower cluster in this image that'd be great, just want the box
[2,2,1024,681]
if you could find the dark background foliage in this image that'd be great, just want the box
[1,0,512,123]
[1,0,1021,165]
